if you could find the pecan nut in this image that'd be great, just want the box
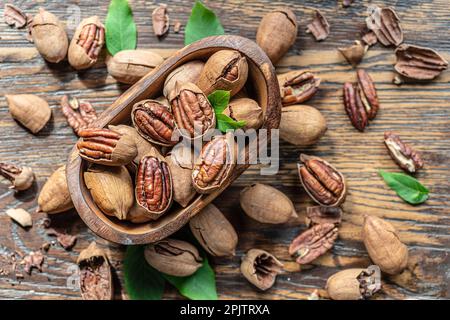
[68,16,105,70]
[0,162,34,191]
[366,6,403,47]
[394,44,448,80]
[298,154,347,206]
[384,132,424,173]
[132,100,177,147]
[77,128,137,166]
[357,69,379,120]
[61,95,98,135]
[4,4,28,28]
[240,249,283,291]
[152,4,169,37]
[278,70,321,106]
[136,155,173,219]
[306,10,330,41]
[289,223,338,265]
[343,82,368,132]
[168,82,216,139]
[306,206,342,227]
[192,134,235,194]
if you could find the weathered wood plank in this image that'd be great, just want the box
[0,0,449,300]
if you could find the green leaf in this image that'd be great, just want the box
[379,170,429,205]
[105,0,137,56]
[208,90,230,114]
[216,114,246,132]
[163,256,218,300]
[123,246,165,300]
[185,1,225,45]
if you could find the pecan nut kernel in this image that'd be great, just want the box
[343,82,368,132]
[192,134,236,194]
[132,100,177,147]
[298,154,347,207]
[77,128,138,166]
[168,82,216,139]
[0,162,35,191]
[278,71,321,106]
[135,155,173,220]
[357,69,379,120]
[68,16,105,70]
[289,223,338,265]
[384,132,424,173]
[60,95,98,135]
[241,249,283,291]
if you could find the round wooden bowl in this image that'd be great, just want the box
[67,35,282,245]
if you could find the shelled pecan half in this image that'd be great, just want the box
[135,156,173,219]
[357,69,379,120]
[298,154,346,207]
[289,223,338,265]
[394,44,448,80]
[61,95,98,135]
[366,6,403,47]
[338,41,367,67]
[384,132,424,173]
[68,16,105,70]
[132,100,177,146]
[168,82,216,139]
[306,206,342,227]
[0,162,34,191]
[77,128,137,166]
[343,82,368,132]
[192,134,235,194]
[306,10,330,41]
[278,70,321,106]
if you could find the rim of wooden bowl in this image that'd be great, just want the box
[67,35,282,245]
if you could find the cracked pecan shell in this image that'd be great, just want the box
[241,249,283,291]
[0,162,34,191]
[384,132,424,173]
[135,155,173,219]
[306,10,330,41]
[132,99,177,147]
[77,128,137,166]
[168,82,216,139]
[289,223,338,265]
[366,6,403,47]
[298,154,346,207]
[192,134,235,194]
[278,70,321,106]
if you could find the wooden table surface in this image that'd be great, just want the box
[0,0,449,300]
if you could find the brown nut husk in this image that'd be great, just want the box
[84,165,133,220]
[0,162,34,191]
[363,215,408,275]
[77,242,113,300]
[306,10,330,41]
[135,155,173,220]
[152,4,169,37]
[241,249,283,291]
[338,41,368,67]
[366,6,403,47]
[279,105,327,146]
[77,128,138,166]
[197,50,248,96]
[192,134,236,194]
[394,44,448,80]
[168,82,216,140]
[240,183,298,224]
[278,71,321,106]
[256,8,297,64]
[106,49,164,84]
[223,98,264,130]
[30,8,68,63]
[163,60,205,98]
[131,99,177,147]
[144,238,202,277]
[189,204,238,257]
[37,165,74,214]
[298,154,347,207]
[68,16,105,70]
[126,201,152,224]
[326,265,381,300]
[165,145,196,207]
[6,94,51,134]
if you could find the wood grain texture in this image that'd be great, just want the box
[0,0,449,300]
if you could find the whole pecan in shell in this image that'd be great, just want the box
[394,44,448,80]
[61,95,98,135]
[132,100,177,147]
[192,135,235,194]
[298,154,346,207]
[384,132,424,173]
[357,69,379,120]
[135,156,173,219]
[289,223,338,265]
[366,6,403,47]
[306,10,330,41]
[0,162,34,191]
[343,82,368,132]
[278,70,321,106]
[168,82,215,139]
[77,128,137,166]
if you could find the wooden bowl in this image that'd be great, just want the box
[67,35,281,245]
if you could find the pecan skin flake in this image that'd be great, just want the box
[384,132,424,173]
